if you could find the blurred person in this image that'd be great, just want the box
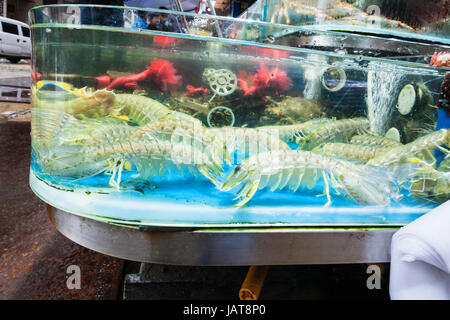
[77,0,124,27]
[147,13,161,30]
[132,11,148,30]
[158,6,175,32]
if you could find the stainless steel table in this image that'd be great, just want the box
[47,206,398,266]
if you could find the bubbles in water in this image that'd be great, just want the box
[367,61,410,135]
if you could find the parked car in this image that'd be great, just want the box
[0,16,31,63]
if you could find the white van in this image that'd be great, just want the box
[0,16,31,63]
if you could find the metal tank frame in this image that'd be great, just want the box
[48,206,397,265]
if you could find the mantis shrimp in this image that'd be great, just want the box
[219,149,399,207]
[296,117,370,150]
[134,123,292,166]
[367,129,450,181]
[407,157,450,204]
[207,127,291,165]
[256,118,331,143]
[37,136,222,189]
[350,134,402,148]
[316,142,392,163]
[131,120,224,166]
[113,93,202,126]
[31,108,136,146]
[34,88,116,119]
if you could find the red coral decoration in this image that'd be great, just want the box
[147,59,182,91]
[267,67,293,93]
[237,78,251,94]
[237,62,293,97]
[96,59,182,92]
[122,81,141,90]
[153,35,177,47]
[95,75,112,89]
[430,51,450,67]
[184,85,209,97]
[106,67,152,90]
[240,46,291,59]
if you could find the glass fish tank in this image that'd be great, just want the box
[242,0,449,39]
[29,4,449,228]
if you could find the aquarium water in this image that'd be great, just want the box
[29,5,449,227]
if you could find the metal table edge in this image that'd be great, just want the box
[48,206,398,266]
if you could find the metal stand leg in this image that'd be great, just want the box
[239,266,269,300]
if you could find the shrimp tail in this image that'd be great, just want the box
[335,165,401,205]
[36,144,108,178]
[198,161,224,188]
[220,166,260,207]
[221,166,250,191]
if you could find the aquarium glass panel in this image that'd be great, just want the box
[29,5,449,227]
[241,0,449,41]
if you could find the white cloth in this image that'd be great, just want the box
[390,200,450,300]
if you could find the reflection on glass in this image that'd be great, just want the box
[242,0,449,39]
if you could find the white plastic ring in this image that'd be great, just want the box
[320,67,347,92]
[208,69,238,96]
[207,106,235,128]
